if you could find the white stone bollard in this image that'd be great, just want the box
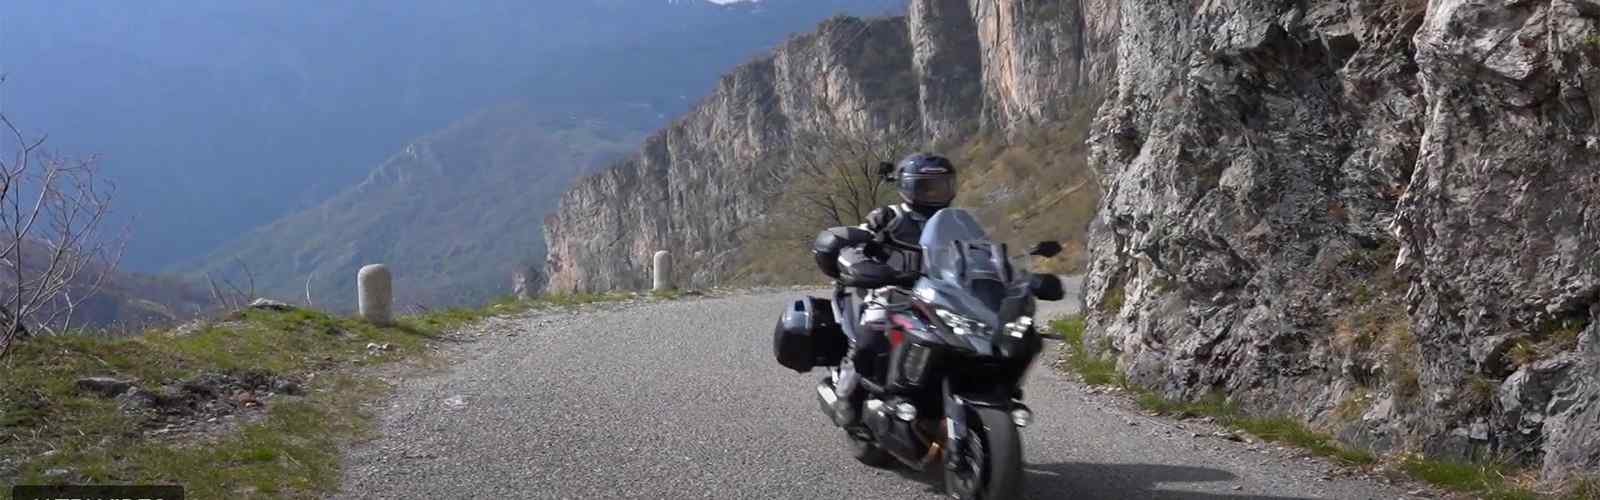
[652,250,673,291]
[358,264,393,326]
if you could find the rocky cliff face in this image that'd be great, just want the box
[967,0,1116,130]
[546,0,1599,481]
[544,16,920,292]
[545,2,1115,292]
[1085,0,1599,482]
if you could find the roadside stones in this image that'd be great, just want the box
[75,377,132,397]
[115,387,160,411]
[652,250,673,292]
[247,298,294,311]
[271,378,302,396]
[358,264,394,326]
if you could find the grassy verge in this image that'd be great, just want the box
[1048,315,1376,467]
[404,291,639,332]
[1044,314,1572,498]
[1397,454,1541,500]
[0,290,652,499]
[1134,391,1377,466]
[0,308,437,499]
[1051,315,1117,385]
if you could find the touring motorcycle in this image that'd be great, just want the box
[774,207,1065,500]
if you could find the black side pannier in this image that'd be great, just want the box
[773,296,848,373]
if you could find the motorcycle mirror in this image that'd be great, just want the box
[877,161,896,182]
[1031,274,1065,301]
[1027,241,1063,258]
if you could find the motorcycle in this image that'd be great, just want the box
[774,207,1066,500]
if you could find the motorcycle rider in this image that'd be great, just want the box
[830,152,959,426]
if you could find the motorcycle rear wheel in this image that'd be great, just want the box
[945,407,1023,500]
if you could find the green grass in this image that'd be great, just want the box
[1233,416,1377,465]
[404,291,638,332]
[1333,388,1372,423]
[1399,455,1539,500]
[1043,283,1579,497]
[1044,316,1377,467]
[1048,315,1119,386]
[649,289,685,300]
[1560,475,1600,500]
[1045,314,1559,495]
[1100,283,1125,314]
[0,289,662,499]
[1132,391,1378,466]
[7,373,382,499]
[1508,318,1589,369]
[0,308,445,499]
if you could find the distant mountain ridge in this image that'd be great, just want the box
[4,0,895,271]
[186,103,639,310]
[181,0,898,309]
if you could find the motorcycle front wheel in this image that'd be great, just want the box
[945,407,1023,500]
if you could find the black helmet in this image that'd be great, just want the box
[895,153,957,209]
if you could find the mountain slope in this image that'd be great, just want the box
[180,0,900,309]
[544,14,922,292]
[4,0,895,270]
[191,103,639,310]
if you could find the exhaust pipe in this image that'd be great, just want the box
[817,381,839,405]
[817,379,841,426]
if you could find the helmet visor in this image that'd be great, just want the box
[902,174,956,206]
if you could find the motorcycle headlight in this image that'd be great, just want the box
[934,309,984,336]
[1004,316,1034,338]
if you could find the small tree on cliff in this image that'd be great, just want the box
[764,119,921,233]
[0,110,123,357]
[736,118,922,284]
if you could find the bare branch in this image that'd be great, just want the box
[763,114,923,231]
[205,273,233,311]
[0,109,125,357]
[232,258,256,300]
[304,273,316,308]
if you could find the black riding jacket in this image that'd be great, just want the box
[835,204,933,287]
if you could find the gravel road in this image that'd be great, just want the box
[337,284,1423,499]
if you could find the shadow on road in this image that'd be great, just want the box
[892,461,1318,500]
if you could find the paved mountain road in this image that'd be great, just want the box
[337,287,1419,499]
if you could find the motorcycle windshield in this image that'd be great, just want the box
[920,209,1002,286]
[916,208,1035,357]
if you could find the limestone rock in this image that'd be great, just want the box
[247,298,294,311]
[1084,0,1599,481]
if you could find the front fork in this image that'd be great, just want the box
[941,378,1028,471]
[942,378,969,471]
